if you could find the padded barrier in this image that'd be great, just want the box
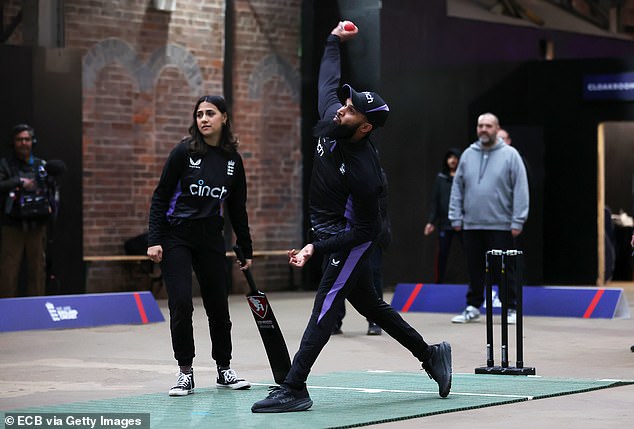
[0,291,164,332]
[391,283,630,319]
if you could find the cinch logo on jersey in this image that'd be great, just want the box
[45,302,79,321]
[189,157,202,169]
[227,160,235,176]
[189,180,228,199]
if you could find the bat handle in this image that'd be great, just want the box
[233,245,247,265]
[233,245,258,294]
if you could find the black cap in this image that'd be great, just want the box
[337,84,389,128]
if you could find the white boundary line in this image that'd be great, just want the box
[250,383,534,400]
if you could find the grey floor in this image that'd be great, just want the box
[1,283,633,428]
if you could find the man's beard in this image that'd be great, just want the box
[478,133,495,146]
[313,118,357,140]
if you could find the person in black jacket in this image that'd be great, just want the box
[250,21,452,413]
[0,124,60,297]
[424,148,461,283]
[147,95,253,396]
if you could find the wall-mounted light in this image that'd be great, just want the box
[153,0,176,12]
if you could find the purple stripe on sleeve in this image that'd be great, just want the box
[166,180,181,217]
[317,241,372,324]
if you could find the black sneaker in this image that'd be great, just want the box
[422,342,452,398]
[367,322,382,336]
[251,384,313,413]
[168,369,194,396]
[216,367,251,390]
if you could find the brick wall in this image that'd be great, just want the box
[4,0,302,293]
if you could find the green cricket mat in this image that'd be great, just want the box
[6,371,633,429]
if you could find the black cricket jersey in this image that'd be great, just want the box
[148,141,252,258]
[309,35,383,255]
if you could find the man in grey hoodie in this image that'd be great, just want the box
[448,113,529,324]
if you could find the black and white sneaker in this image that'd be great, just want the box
[422,341,452,398]
[216,367,251,390]
[168,369,194,396]
[251,384,313,413]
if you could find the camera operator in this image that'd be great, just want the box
[0,124,64,297]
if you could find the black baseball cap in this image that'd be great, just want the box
[337,84,390,128]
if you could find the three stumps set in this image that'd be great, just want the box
[475,249,536,376]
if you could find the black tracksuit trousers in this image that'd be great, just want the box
[284,241,430,389]
[161,218,232,367]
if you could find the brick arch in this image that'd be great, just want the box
[83,38,142,92]
[248,54,299,102]
[83,38,203,94]
[144,44,203,94]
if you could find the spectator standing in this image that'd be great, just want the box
[424,148,462,283]
[0,124,61,297]
[448,113,529,324]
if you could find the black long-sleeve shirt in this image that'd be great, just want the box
[309,35,383,255]
[427,172,454,231]
[148,141,253,258]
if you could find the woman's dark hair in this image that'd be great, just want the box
[441,147,461,174]
[187,95,238,154]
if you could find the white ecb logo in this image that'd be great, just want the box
[362,92,374,104]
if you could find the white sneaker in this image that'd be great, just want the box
[451,306,481,323]
[216,367,251,390]
[507,309,517,325]
[169,369,194,396]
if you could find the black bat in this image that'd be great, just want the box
[233,245,291,385]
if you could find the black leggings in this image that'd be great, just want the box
[161,219,232,367]
[284,242,430,389]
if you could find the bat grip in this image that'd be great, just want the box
[233,245,258,294]
[233,245,247,264]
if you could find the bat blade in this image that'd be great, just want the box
[234,246,291,384]
[246,290,291,384]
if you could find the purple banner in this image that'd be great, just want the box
[391,283,629,319]
[0,291,164,332]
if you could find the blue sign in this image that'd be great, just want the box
[0,291,164,332]
[391,283,630,319]
[583,72,634,100]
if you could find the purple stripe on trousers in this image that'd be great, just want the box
[317,241,372,323]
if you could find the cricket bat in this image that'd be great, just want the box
[233,245,292,385]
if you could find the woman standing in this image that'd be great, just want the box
[424,148,462,283]
[147,95,253,396]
